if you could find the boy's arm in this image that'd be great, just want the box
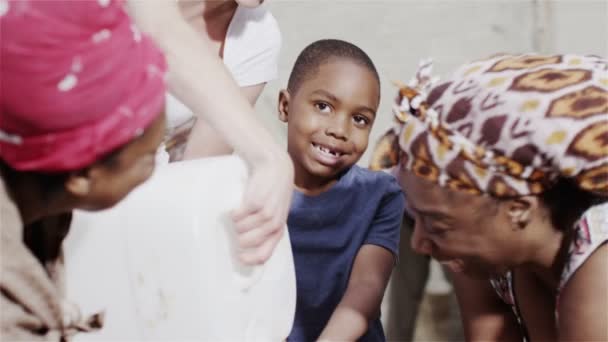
[319,181,404,341]
[318,244,395,341]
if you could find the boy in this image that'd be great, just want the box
[0,1,166,339]
[276,39,405,341]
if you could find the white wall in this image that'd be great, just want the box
[255,0,607,166]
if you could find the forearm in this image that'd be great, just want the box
[183,83,267,160]
[451,272,522,342]
[319,282,385,341]
[128,1,283,164]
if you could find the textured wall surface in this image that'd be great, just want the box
[255,0,607,166]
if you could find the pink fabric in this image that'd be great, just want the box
[0,0,167,172]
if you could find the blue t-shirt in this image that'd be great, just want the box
[287,166,405,342]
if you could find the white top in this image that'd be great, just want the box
[166,4,281,129]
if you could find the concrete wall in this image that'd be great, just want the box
[255,0,607,166]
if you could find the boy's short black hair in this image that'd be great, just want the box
[287,39,380,94]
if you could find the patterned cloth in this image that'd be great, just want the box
[0,0,167,172]
[490,202,608,329]
[377,54,607,197]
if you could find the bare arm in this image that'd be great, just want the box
[127,1,293,265]
[318,245,395,341]
[451,271,522,342]
[558,244,607,341]
[126,2,278,164]
[183,83,266,159]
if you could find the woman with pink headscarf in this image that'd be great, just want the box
[0,0,167,338]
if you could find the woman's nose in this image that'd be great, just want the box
[410,220,433,256]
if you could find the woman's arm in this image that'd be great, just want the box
[127,2,293,265]
[558,244,607,341]
[451,271,522,342]
[183,83,266,159]
[318,245,395,341]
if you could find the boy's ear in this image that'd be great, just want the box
[64,170,92,198]
[506,196,538,230]
[278,89,290,123]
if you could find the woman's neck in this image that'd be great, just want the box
[521,219,572,289]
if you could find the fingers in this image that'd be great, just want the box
[237,214,283,248]
[230,159,294,265]
[231,195,261,223]
[238,226,285,265]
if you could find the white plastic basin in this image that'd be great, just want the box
[64,156,296,341]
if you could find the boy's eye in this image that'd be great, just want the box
[353,114,370,127]
[314,102,331,113]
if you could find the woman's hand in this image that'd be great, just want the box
[232,151,294,265]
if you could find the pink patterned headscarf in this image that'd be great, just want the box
[371,54,607,197]
[0,0,167,172]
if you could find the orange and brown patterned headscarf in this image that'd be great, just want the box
[370,54,608,198]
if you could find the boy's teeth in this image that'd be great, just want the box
[315,144,339,157]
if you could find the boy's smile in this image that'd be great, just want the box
[279,59,380,191]
[310,141,346,166]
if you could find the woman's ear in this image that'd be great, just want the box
[278,89,290,123]
[64,170,92,198]
[506,196,539,229]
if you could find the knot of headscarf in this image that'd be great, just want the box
[371,54,607,198]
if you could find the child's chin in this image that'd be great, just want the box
[307,163,348,178]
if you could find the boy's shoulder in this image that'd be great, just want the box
[349,165,401,193]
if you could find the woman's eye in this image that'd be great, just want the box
[315,102,331,113]
[426,223,447,237]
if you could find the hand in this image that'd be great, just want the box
[231,152,294,265]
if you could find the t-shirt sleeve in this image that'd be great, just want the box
[363,176,405,257]
[223,6,281,87]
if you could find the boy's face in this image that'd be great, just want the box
[279,59,380,185]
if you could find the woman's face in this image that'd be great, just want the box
[74,113,167,211]
[399,170,531,278]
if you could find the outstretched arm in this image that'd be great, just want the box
[127,1,293,265]
[183,83,267,159]
[319,244,395,341]
[451,271,522,341]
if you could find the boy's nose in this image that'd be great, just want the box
[324,116,349,141]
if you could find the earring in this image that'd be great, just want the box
[518,220,526,229]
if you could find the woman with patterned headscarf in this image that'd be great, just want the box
[373,54,607,341]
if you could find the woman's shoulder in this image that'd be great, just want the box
[224,5,281,60]
[559,202,608,291]
[223,5,281,86]
[229,5,281,42]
